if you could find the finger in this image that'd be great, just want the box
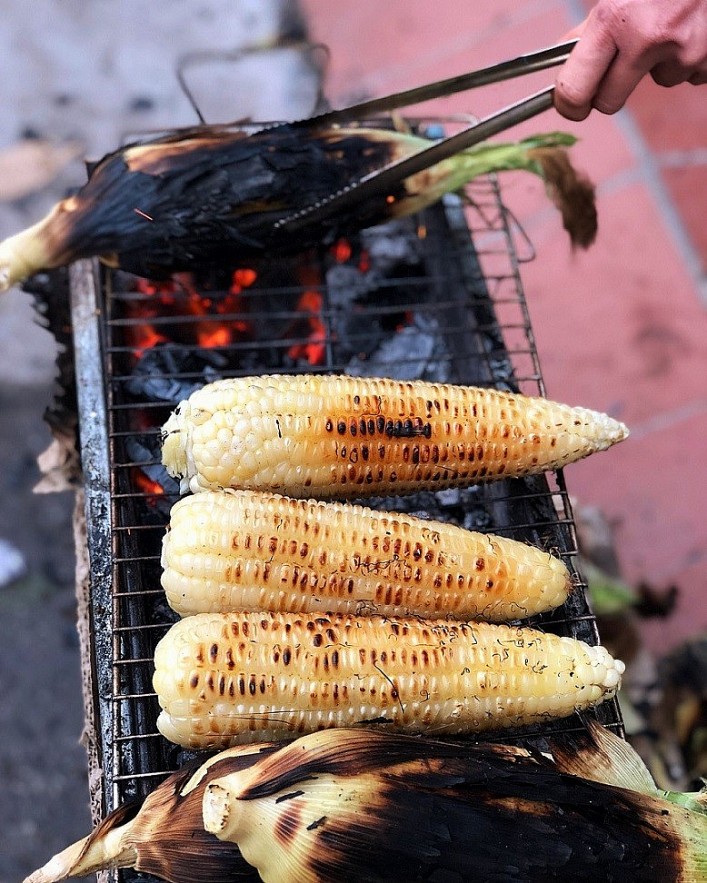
[554,28,618,120]
[590,56,647,113]
[651,59,695,88]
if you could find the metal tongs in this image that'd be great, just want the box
[276,38,578,232]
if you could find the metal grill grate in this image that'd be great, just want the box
[70,174,623,821]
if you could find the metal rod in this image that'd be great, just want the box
[297,39,577,127]
[277,87,555,233]
[70,259,114,817]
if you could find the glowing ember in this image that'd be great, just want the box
[133,468,164,500]
[135,277,178,305]
[232,267,258,289]
[287,288,326,365]
[198,325,232,348]
[331,239,352,264]
[129,324,168,358]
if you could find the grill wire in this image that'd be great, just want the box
[78,173,624,828]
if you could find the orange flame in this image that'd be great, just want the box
[287,279,326,366]
[133,468,164,499]
[128,324,168,358]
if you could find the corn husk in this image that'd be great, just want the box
[0,126,595,290]
[26,722,707,883]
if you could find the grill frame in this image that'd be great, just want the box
[70,177,623,824]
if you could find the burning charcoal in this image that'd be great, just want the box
[463,506,494,533]
[151,596,180,628]
[325,266,390,361]
[126,343,227,404]
[124,434,180,520]
[355,490,459,526]
[436,488,462,508]
[459,485,485,508]
[325,263,372,308]
[125,435,175,489]
[485,343,516,390]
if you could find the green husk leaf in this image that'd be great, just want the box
[583,559,640,614]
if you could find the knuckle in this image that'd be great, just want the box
[592,0,635,33]
[650,66,682,87]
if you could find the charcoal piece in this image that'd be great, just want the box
[360,217,424,274]
[463,507,494,532]
[346,312,451,381]
[124,434,180,520]
[126,343,227,403]
[152,597,180,628]
[325,264,373,308]
[486,349,516,390]
[326,264,424,363]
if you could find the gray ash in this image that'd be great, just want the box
[125,343,227,403]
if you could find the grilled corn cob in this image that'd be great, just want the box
[25,723,707,883]
[161,374,628,498]
[161,489,572,621]
[152,610,624,748]
[0,128,594,291]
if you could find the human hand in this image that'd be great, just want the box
[554,0,707,120]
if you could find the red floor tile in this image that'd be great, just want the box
[630,77,707,154]
[660,164,707,274]
[302,0,707,652]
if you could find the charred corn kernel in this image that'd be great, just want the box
[161,374,628,498]
[152,610,624,749]
[161,489,572,621]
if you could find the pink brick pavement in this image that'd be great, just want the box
[301,0,707,651]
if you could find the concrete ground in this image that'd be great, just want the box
[0,2,317,879]
[0,0,704,880]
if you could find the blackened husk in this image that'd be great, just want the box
[126,749,274,883]
[55,126,402,278]
[226,730,706,882]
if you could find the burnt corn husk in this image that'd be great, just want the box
[24,724,707,883]
[204,723,707,882]
[23,744,272,883]
[0,126,594,289]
